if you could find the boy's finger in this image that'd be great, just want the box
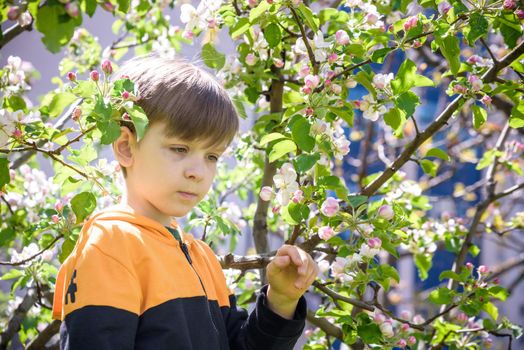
[277,245,303,267]
[272,255,290,268]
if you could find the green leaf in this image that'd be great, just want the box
[420,159,438,177]
[117,0,130,12]
[297,4,319,32]
[0,269,24,281]
[395,91,420,117]
[488,286,509,301]
[391,59,434,94]
[260,132,287,146]
[439,270,465,282]
[384,107,407,137]
[429,288,454,304]
[415,253,432,280]
[125,106,149,141]
[93,95,113,120]
[499,22,521,49]
[288,202,310,222]
[509,99,524,128]
[347,195,368,209]
[48,92,77,118]
[97,120,121,145]
[291,116,315,152]
[346,44,366,57]
[72,81,98,98]
[230,17,250,38]
[3,95,27,112]
[482,302,499,321]
[472,104,487,129]
[68,145,97,166]
[112,78,135,96]
[327,106,354,126]
[83,0,97,17]
[0,158,10,189]
[269,139,296,162]
[249,0,271,23]
[281,204,298,225]
[425,148,450,162]
[264,23,281,48]
[465,13,489,45]
[476,149,499,170]
[357,321,382,344]
[36,5,82,53]
[71,192,97,224]
[371,47,393,63]
[435,35,461,75]
[59,237,75,263]
[202,43,226,70]
[294,153,320,173]
[379,265,400,283]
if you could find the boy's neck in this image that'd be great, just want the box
[119,194,173,227]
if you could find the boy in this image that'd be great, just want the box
[51,55,319,349]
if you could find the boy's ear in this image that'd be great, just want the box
[112,126,136,168]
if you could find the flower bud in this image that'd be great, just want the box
[305,107,314,116]
[273,58,284,68]
[65,2,80,17]
[245,53,258,66]
[403,16,418,31]
[318,226,335,240]
[398,339,407,348]
[67,71,77,82]
[481,95,492,106]
[90,70,100,82]
[122,112,131,121]
[327,53,338,64]
[121,91,130,100]
[13,129,23,138]
[374,313,386,324]
[368,237,382,249]
[407,336,416,345]
[456,312,468,322]
[453,84,467,94]
[102,1,115,12]
[101,59,113,75]
[335,30,350,45]
[55,201,64,212]
[478,265,489,275]
[18,11,32,27]
[503,0,516,10]
[438,1,451,15]
[378,204,394,220]
[51,215,60,224]
[259,186,273,201]
[400,323,410,332]
[292,189,304,203]
[72,107,82,121]
[321,197,339,217]
[466,262,474,270]
[7,6,20,21]
[516,9,524,20]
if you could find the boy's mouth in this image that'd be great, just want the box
[177,191,198,200]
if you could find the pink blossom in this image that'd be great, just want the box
[321,197,339,217]
[335,30,350,45]
[483,337,493,348]
[378,204,394,220]
[101,59,113,75]
[330,83,342,95]
[468,75,483,91]
[259,186,273,201]
[481,95,492,106]
[292,190,304,203]
[67,71,77,82]
[478,265,489,274]
[13,129,22,138]
[327,53,338,64]
[121,91,130,100]
[368,237,382,249]
[398,339,407,348]
[453,84,467,94]
[412,314,425,324]
[438,1,452,15]
[407,336,416,345]
[305,107,314,116]
[374,313,386,324]
[503,0,516,10]
[372,73,393,90]
[42,249,54,261]
[516,9,524,20]
[245,54,258,66]
[51,215,60,224]
[102,2,115,11]
[55,201,64,212]
[182,30,194,40]
[272,206,281,214]
[400,323,410,332]
[379,319,394,337]
[72,107,82,121]
[301,86,312,94]
[299,65,310,78]
[456,312,468,322]
[122,112,131,121]
[403,16,418,31]
[400,310,412,320]
[273,58,284,68]
[8,7,20,21]
[90,70,100,82]
[318,226,335,240]
[467,55,482,65]
[18,12,32,27]
[247,0,258,7]
[304,74,320,89]
[466,262,474,270]
[365,12,379,25]
[65,2,80,17]
[207,18,217,29]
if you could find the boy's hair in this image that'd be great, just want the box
[114,54,239,177]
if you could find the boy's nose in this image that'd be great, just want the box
[183,160,205,182]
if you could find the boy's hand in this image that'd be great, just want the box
[266,245,318,319]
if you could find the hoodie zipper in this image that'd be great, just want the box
[167,227,219,336]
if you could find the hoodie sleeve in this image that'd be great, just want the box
[221,285,306,350]
[54,241,141,350]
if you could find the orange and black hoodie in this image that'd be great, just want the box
[52,205,306,349]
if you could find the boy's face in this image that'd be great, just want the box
[114,121,226,225]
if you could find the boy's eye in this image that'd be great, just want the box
[170,147,187,153]
[208,154,219,162]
